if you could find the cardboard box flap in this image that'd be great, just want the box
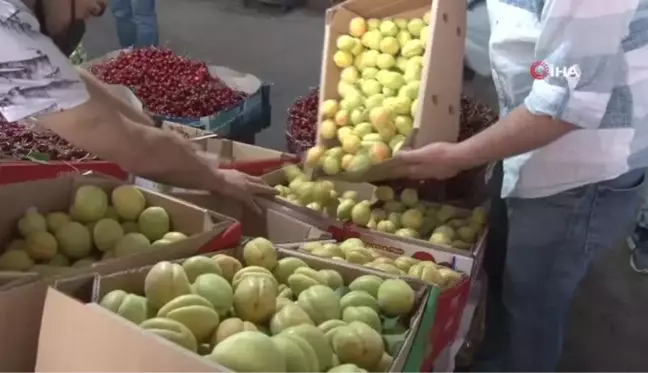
[166,191,331,242]
[0,280,48,372]
[52,272,98,301]
[262,208,330,242]
[339,0,430,18]
[36,288,219,372]
[196,138,292,163]
[95,266,150,300]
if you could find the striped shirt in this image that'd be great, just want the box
[0,0,89,123]
[488,0,648,198]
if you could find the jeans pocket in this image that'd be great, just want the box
[587,171,646,253]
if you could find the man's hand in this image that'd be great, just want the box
[214,170,277,214]
[395,142,466,180]
[393,106,577,181]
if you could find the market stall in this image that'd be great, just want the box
[0,0,501,370]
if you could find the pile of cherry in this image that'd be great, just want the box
[0,119,98,161]
[285,87,318,154]
[89,47,247,118]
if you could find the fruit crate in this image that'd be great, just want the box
[158,80,272,142]
[40,244,439,371]
[310,0,466,181]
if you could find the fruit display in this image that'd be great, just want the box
[97,237,423,372]
[0,185,187,274]
[273,164,345,218]
[338,185,486,250]
[89,47,247,119]
[286,88,319,154]
[0,119,98,161]
[286,87,496,156]
[272,165,486,252]
[299,238,462,290]
[305,14,432,177]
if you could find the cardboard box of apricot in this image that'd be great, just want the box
[35,240,437,372]
[304,0,466,181]
[0,174,244,372]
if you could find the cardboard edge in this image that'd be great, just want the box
[36,287,222,372]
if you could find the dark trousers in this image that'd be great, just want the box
[473,163,644,371]
[472,161,509,369]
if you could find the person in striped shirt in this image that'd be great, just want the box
[397,0,648,370]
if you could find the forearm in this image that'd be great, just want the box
[122,121,225,189]
[76,67,156,127]
[39,97,224,191]
[451,105,576,170]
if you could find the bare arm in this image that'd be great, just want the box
[450,105,576,170]
[448,0,636,170]
[0,12,225,192]
[76,67,157,127]
[37,93,226,191]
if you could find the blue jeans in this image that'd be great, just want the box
[110,0,159,48]
[474,169,645,371]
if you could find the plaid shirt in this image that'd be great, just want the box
[488,0,648,198]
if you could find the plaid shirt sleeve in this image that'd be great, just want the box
[524,0,640,129]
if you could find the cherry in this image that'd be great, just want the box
[90,47,247,118]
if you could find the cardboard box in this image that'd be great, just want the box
[0,174,239,283]
[167,191,331,242]
[190,136,299,176]
[260,168,485,275]
[135,130,300,191]
[315,0,466,181]
[35,247,438,372]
